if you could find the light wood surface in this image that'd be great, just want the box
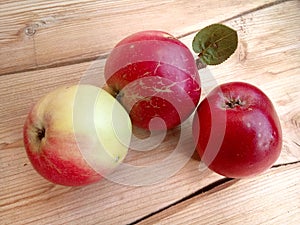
[1,0,299,224]
[139,163,300,225]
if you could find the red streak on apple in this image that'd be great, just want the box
[193,82,282,178]
[23,110,101,186]
[105,30,201,130]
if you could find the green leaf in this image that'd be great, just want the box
[192,24,238,66]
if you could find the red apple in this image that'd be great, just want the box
[104,30,201,130]
[192,82,282,178]
[23,85,132,186]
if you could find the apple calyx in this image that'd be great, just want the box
[36,126,45,141]
[224,98,245,109]
[28,124,46,153]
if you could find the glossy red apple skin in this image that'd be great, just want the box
[104,30,201,130]
[193,82,282,178]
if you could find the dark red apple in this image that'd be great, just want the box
[104,30,201,130]
[192,82,282,178]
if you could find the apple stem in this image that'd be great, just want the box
[195,58,207,70]
[102,85,118,97]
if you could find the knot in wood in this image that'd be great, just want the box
[24,25,36,36]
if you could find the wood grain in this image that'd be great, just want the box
[138,163,300,225]
[0,0,299,224]
[0,0,279,75]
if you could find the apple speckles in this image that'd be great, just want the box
[149,99,162,109]
[153,86,173,93]
[247,122,251,128]
[270,131,276,141]
[153,62,161,75]
[151,79,180,93]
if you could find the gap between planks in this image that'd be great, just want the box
[130,161,300,225]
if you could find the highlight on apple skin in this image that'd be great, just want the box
[104,30,201,130]
[23,85,132,186]
[192,82,282,178]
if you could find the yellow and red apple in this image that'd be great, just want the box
[23,85,132,186]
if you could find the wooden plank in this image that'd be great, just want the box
[0,1,299,225]
[0,141,225,224]
[138,163,300,225]
[0,0,277,75]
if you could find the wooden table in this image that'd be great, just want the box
[1,0,299,224]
